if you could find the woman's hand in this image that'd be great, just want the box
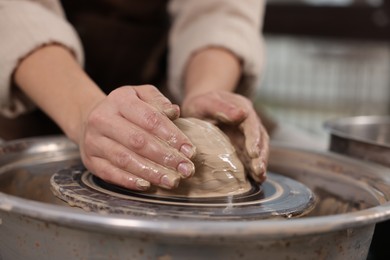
[79,85,196,191]
[15,45,195,191]
[181,90,269,183]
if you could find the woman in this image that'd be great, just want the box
[0,0,268,191]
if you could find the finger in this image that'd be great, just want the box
[94,115,195,178]
[87,158,151,191]
[89,137,182,189]
[239,112,263,158]
[235,110,269,182]
[259,123,270,172]
[249,123,269,182]
[110,89,196,159]
[184,92,247,123]
[134,85,180,120]
[248,157,267,183]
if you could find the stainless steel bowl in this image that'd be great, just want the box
[2,136,390,259]
[325,115,390,259]
[325,115,390,167]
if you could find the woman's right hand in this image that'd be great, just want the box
[14,46,194,191]
[79,85,196,191]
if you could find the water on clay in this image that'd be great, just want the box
[148,118,252,198]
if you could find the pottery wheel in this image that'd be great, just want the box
[50,165,316,220]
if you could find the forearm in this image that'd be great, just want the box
[184,47,242,99]
[14,44,105,143]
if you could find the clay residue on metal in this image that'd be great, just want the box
[148,118,252,198]
[306,188,370,217]
[0,169,68,206]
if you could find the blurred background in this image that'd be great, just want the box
[256,0,390,148]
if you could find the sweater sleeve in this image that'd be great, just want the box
[167,0,265,102]
[0,0,83,118]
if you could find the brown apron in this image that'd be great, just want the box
[0,0,170,140]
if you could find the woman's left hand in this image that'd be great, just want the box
[181,90,269,183]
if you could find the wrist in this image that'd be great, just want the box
[66,89,106,144]
[184,47,242,98]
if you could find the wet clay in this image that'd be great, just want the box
[148,118,252,198]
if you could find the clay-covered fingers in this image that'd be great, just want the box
[221,119,269,184]
[182,90,269,182]
[182,91,248,123]
[133,85,180,120]
[244,119,269,182]
[79,85,196,191]
[86,158,152,191]
[86,138,185,190]
[109,87,196,159]
[90,115,195,179]
[238,107,269,182]
[247,156,267,183]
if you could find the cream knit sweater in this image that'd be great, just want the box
[0,0,265,118]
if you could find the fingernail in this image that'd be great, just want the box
[135,179,150,190]
[257,174,267,183]
[256,162,267,183]
[252,161,261,176]
[160,174,180,189]
[260,161,267,174]
[177,162,195,178]
[180,144,196,159]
